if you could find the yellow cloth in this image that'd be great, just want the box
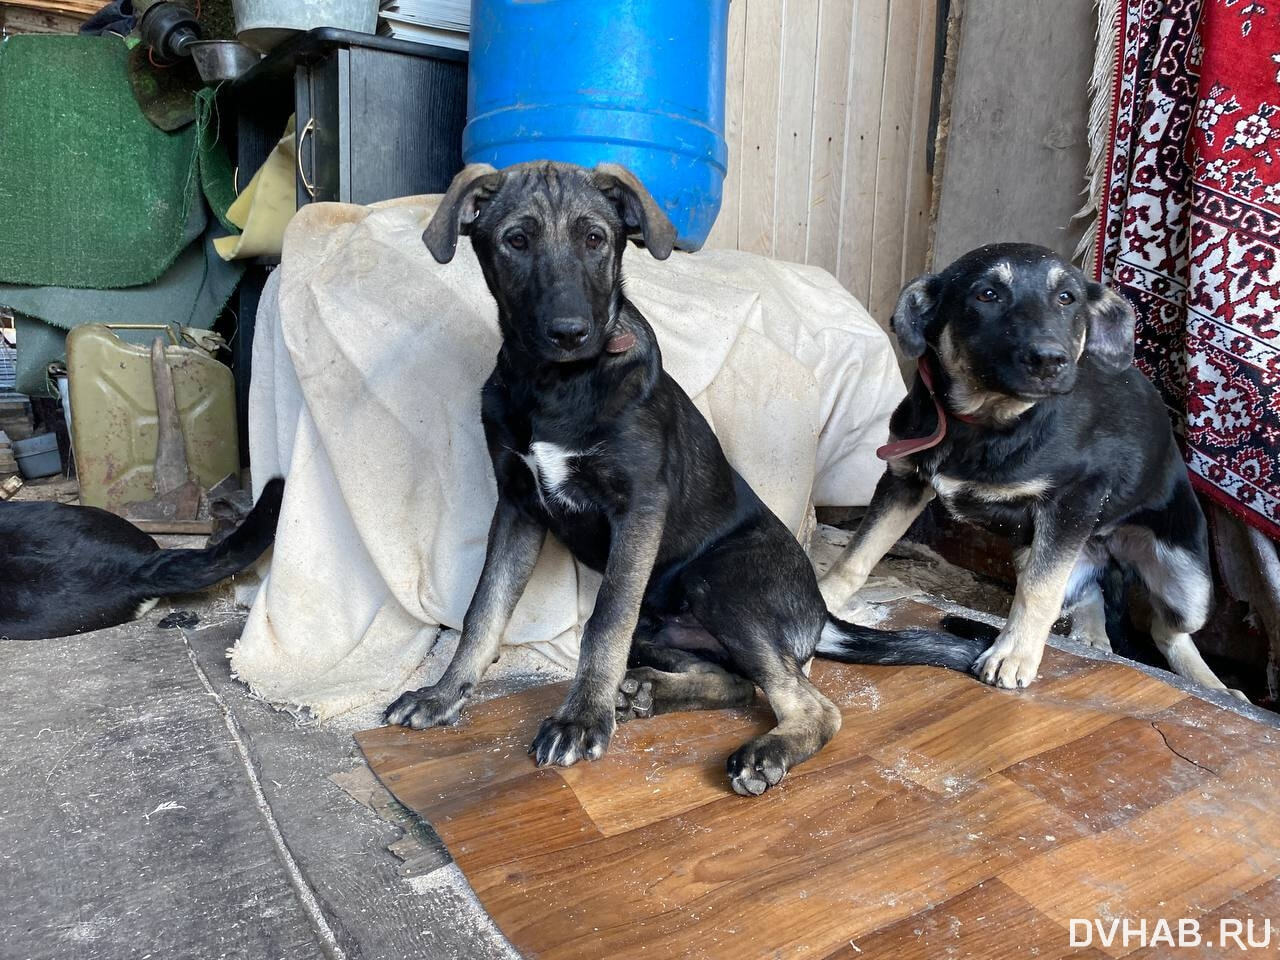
[213,116,297,261]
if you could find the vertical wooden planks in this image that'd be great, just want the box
[865,0,924,325]
[772,0,821,263]
[804,0,857,275]
[703,0,939,320]
[900,0,938,287]
[704,0,749,251]
[836,0,890,301]
[737,0,784,255]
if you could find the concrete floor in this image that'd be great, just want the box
[0,599,518,960]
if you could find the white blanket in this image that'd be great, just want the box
[233,197,905,721]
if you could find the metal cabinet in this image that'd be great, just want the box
[230,27,467,208]
[224,28,467,459]
[292,36,467,206]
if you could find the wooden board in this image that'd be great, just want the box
[803,0,856,272]
[0,3,86,33]
[702,0,747,252]
[772,0,820,263]
[736,0,783,256]
[358,619,1280,959]
[931,0,1093,267]
[866,0,926,324]
[2,0,97,15]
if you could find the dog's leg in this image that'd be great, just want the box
[616,641,755,720]
[725,654,842,797]
[819,467,934,612]
[384,498,544,728]
[1069,581,1112,652]
[975,495,1102,690]
[1150,620,1246,699]
[676,520,842,793]
[530,493,668,766]
[1109,520,1247,701]
[975,550,1078,689]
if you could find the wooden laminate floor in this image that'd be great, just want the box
[358,606,1280,959]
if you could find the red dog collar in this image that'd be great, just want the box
[605,329,637,354]
[876,356,980,461]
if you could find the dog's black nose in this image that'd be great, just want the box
[547,317,589,350]
[1021,342,1069,380]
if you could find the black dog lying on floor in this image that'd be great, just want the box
[0,478,283,640]
[383,161,987,796]
[820,243,1241,698]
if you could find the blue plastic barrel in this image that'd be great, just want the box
[464,0,729,251]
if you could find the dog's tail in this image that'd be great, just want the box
[128,478,285,596]
[816,613,996,673]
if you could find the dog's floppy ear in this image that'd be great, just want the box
[423,163,501,264]
[1083,281,1136,371]
[891,274,941,358]
[592,163,677,260]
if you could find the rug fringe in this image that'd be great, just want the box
[1074,0,1121,275]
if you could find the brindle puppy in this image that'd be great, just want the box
[384,162,986,795]
[820,243,1242,699]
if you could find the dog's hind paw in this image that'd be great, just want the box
[726,735,791,797]
[529,710,614,767]
[383,684,471,729]
[614,672,655,722]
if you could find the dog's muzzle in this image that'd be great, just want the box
[547,316,590,351]
[1016,340,1074,394]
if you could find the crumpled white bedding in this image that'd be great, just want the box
[232,197,905,721]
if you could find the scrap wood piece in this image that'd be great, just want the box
[0,474,23,500]
[1,0,100,17]
[357,601,1280,960]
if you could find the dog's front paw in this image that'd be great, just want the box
[973,639,1042,690]
[726,735,792,796]
[529,709,614,767]
[383,683,471,728]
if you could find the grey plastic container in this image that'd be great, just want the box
[232,0,377,52]
[13,432,60,479]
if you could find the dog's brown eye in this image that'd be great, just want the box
[976,288,998,302]
[585,230,605,250]
[1057,290,1075,305]
[506,233,527,251]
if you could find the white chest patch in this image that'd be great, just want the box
[520,441,587,511]
[931,474,1051,504]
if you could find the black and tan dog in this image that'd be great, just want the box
[383,162,987,795]
[820,243,1240,698]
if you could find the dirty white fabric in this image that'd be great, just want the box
[233,197,905,720]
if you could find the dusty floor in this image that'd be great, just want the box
[0,596,520,960]
[4,510,1266,960]
[1,518,1009,960]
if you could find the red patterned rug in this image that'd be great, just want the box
[1089,0,1280,539]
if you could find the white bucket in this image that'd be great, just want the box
[232,0,378,53]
